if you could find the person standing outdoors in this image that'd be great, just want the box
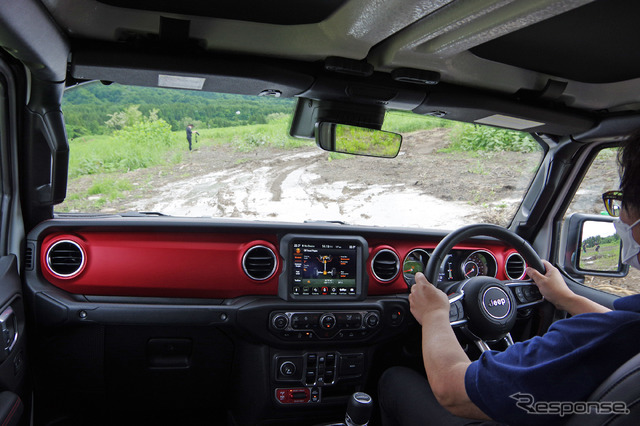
[186,124,199,151]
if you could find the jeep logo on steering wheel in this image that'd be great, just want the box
[487,297,507,307]
[481,287,511,320]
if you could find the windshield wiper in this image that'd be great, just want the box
[304,220,346,225]
[121,211,170,217]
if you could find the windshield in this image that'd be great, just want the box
[58,83,543,229]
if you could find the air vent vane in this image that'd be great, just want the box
[372,249,399,282]
[24,245,34,271]
[242,245,277,281]
[47,240,85,277]
[506,253,526,280]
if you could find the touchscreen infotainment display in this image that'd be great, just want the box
[279,234,368,301]
[291,241,357,296]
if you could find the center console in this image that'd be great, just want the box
[273,350,367,405]
[244,234,407,412]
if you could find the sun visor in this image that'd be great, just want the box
[70,48,315,98]
[413,85,595,136]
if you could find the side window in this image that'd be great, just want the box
[564,147,639,296]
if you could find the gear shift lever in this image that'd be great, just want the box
[345,392,373,426]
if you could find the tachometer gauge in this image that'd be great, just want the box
[403,249,430,285]
[461,250,497,278]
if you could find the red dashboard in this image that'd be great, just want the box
[38,229,525,299]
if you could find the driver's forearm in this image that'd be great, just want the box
[557,293,610,316]
[420,310,491,420]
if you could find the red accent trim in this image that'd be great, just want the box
[39,232,519,298]
[275,388,310,404]
[41,233,280,298]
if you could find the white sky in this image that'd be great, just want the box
[581,220,616,241]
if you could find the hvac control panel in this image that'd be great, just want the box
[269,310,381,341]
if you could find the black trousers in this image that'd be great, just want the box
[378,366,503,426]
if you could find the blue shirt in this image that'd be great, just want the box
[465,294,640,425]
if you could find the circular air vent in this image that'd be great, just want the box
[371,249,400,282]
[46,240,85,278]
[242,245,277,281]
[505,253,526,280]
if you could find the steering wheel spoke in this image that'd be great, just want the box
[503,332,515,346]
[465,330,515,354]
[506,281,544,309]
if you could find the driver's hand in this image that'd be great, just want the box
[409,272,450,326]
[526,260,574,310]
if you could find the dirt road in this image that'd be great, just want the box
[109,128,541,228]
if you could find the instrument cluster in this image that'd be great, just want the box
[402,248,500,286]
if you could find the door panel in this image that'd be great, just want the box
[0,256,26,425]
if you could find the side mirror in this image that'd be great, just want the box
[561,213,628,277]
[315,122,402,158]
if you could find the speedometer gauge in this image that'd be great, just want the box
[461,250,497,278]
[403,249,430,286]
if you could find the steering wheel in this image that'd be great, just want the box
[422,224,546,352]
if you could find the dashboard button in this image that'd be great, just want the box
[306,371,316,385]
[280,361,296,376]
[340,354,364,376]
[449,303,459,321]
[524,286,541,302]
[389,309,404,326]
[307,354,317,366]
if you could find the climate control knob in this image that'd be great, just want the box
[319,313,337,330]
[272,314,289,330]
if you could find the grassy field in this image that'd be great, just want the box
[579,241,621,272]
[61,111,537,211]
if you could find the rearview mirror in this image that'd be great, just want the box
[315,122,402,158]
